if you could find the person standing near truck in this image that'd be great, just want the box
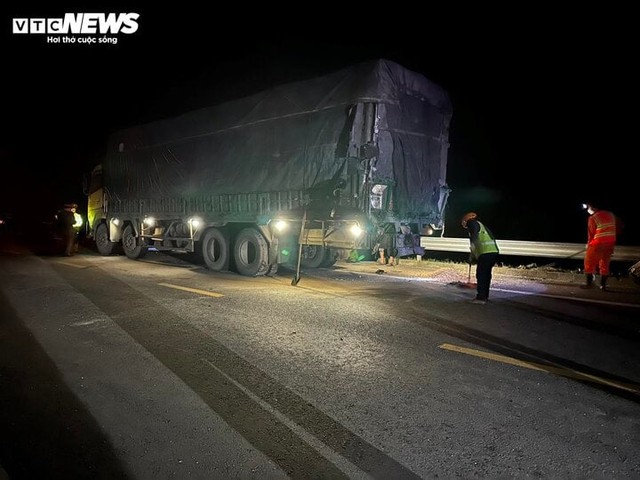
[58,203,82,256]
[376,223,398,266]
[462,212,500,304]
[580,202,623,291]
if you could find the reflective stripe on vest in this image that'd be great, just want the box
[471,221,499,256]
[591,210,616,244]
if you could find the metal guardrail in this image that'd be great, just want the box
[420,237,640,262]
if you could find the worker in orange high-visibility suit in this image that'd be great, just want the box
[581,202,623,291]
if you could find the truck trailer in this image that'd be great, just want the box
[86,59,453,277]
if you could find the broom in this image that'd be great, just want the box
[449,261,477,288]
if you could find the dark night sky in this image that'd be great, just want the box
[2,7,637,244]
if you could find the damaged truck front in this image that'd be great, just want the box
[86,58,452,276]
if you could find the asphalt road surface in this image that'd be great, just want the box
[1,242,639,479]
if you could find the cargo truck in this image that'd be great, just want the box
[85,59,453,277]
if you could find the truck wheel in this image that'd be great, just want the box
[233,228,269,277]
[201,228,229,271]
[320,248,338,267]
[122,224,148,259]
[300,245,331,268]
[95,222,119,256]
[266,263,279,276]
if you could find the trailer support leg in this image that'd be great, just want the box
[291,210,307,286]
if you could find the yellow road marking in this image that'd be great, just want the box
[57,260,86,268]
[439,343,640,394]
[158,283,224,297]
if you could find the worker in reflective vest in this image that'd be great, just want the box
[581,202,623,291]
[59,203,83,256]
[462,212,500,304]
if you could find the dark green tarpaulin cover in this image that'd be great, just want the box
[104,58,451,220]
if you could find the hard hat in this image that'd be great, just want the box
[461,212,477,227]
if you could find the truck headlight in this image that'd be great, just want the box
[273,220,288,232]
[350,224,363,237]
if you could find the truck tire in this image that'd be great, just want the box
[266,263,279,276]
[122,224,148,259]
[233,228,270,277]
[95,222,119,256]
[300,245,331,269]
[201,228,229,271]
[320,248,338,267]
